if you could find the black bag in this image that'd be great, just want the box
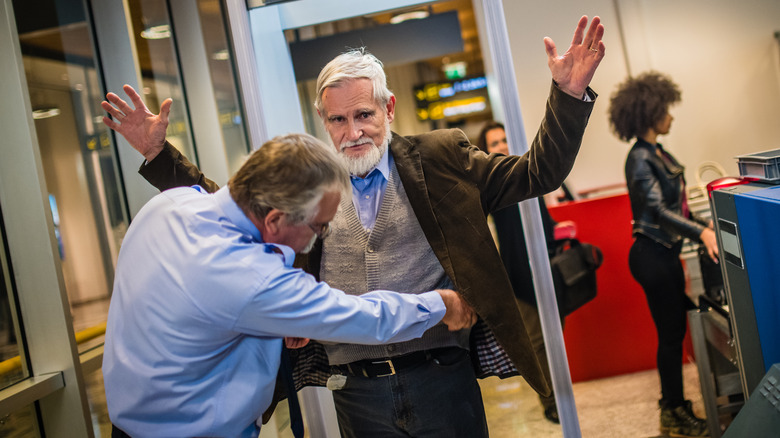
[550,239,603,316]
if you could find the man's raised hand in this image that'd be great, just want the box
[102,84,172,162]
[544,15,605,99]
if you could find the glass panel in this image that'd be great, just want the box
[0,404,40,437]
[197,0,250,173]
[0,202,28,390]
[14,0,125,346]
[128,0,196,161]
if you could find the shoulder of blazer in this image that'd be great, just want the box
[393,129,471,155]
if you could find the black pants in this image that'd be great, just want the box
[332,347,488,438]
[629,235,694,405]
[112,425,131,438]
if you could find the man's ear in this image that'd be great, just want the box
[263,209,285,236]
[251,209,285,240]
[385,95,396,123]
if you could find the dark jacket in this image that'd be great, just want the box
[624,139,707,247]
[139,82,595,400]
[492,198,556,307]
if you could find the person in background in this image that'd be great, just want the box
[608,71,718,438]
[102,132,476,438]
[103,15,605,437]
[476,121,561,423]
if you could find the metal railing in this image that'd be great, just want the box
[0,322,106,378]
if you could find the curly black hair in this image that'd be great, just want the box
[607,71,681,142]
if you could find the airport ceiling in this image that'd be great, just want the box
[15,0,481,87]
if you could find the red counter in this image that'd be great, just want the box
[549,192,667,383]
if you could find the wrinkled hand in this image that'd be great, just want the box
[284,337,310,349]
[700,227,719,264]
[436,289,477,331]
[544,15,605,99]
[101,84,172,162]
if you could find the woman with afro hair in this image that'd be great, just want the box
[608,72,718,438]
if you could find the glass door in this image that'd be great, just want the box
[1,0,251,435]
[0,200,38,436]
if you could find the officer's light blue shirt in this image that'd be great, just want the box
[351,151,391,231]
[103,185,445,438]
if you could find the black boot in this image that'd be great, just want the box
[543,405,559,424]
[659,400,709,437]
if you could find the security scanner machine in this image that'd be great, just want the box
[700,149,780,436]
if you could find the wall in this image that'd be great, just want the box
[492,0,780,193]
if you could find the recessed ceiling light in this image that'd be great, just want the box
[390,10,429,24]
[212,49,229,61]
[141,25,171,40]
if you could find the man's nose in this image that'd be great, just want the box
[347,120,363,140]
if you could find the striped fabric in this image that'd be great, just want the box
[288,318,518,391]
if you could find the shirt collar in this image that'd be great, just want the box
[214,186,261,241]
[213,186,295,266]
[351,148,392,182]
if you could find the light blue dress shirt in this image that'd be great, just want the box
[350,150,391,231]
[103,185,446,438]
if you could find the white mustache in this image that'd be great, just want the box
[340,138,375,151]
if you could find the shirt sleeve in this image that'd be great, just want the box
[233,263,446,344]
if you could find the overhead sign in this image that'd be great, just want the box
[413,76,489,121]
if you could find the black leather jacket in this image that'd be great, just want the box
[625,139,707,248]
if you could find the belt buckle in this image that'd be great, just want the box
[371,359,396,377]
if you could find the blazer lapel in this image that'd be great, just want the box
[389,133,456,284]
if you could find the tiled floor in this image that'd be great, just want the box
[480,362,707,438]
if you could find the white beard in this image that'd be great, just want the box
[300,233,318,254]
[337,122,392,177]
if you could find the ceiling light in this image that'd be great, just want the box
[212,49,230,61]
[32,108,61,120]
[390,10,429,24]
[141,25,171,40]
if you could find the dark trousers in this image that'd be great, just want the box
[112,425,131,438]
[629,235,693,404]
[332,347,488,438]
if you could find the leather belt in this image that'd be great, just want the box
[333,347,457,378]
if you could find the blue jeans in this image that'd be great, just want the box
[332,347,489,437]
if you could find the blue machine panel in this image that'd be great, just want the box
[734,185,780,372]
